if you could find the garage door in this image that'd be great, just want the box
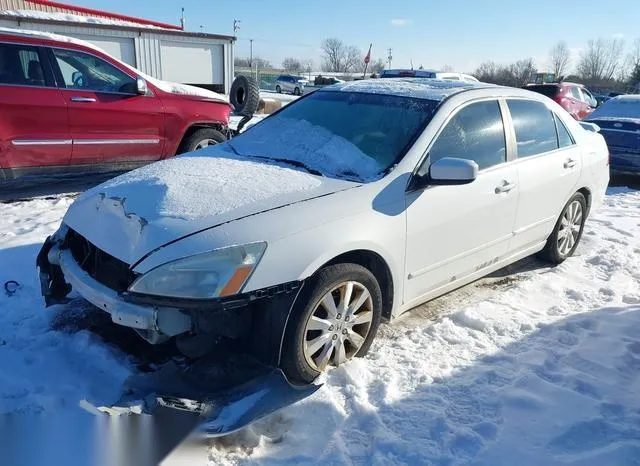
[69,34,136,66]
[159,40,223,85]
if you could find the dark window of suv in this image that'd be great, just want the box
[52,48,136,93]
[508,99,559,157]
[524,85,559,99]
[426,100,506,171]
[0,43,48,87]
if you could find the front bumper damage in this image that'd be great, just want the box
[37,229,319,436]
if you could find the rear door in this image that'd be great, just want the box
[49,46,165,166]
[506,99,581,253]
[0,42,70,174]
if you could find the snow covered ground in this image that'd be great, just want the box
[1,187,639,465]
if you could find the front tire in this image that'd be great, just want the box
[275,85,282,93]
[293,87,301,95]
[178,128,226,154]
[539,192,587,264]
[281,264,382,384]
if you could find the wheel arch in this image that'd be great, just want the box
[576,186,592,216]
[312,249,395,321]
[175,122,227,155]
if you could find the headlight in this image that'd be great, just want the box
[128,242,266,299]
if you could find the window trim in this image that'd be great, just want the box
[45,45,143,97]
[553,112,576,147]
[409,96,511,189]
[502,97,577,161]
[0,41,57,88]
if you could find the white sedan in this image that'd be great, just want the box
[38,79,610,384]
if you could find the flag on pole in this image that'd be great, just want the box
[364,44,372,64]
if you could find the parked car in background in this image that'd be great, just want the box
[274,74,306,95]
[593,93,611,107]
[586,95,640,174]
[523,82,597,120]
[0,27,237,184]
[313,75,345,86]
[39,79,609,385]
[380,69,480,82]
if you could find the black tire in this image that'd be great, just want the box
[275,85,282,93]
[293,87,301,96]
[230,75,260,117]
[281,263,382,384]
[177,128,226,154]
[538,192,587,264]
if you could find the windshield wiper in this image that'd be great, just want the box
[256,156,324,177]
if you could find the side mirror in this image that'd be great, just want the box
[136,77,148,95]
[429,157,478,184]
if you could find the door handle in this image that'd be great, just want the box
[495,181,516,194]
[564,159,577,169]
[70,96,96,102]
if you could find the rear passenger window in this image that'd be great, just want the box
[507,99,559,157]
[427,100,506,170]
[554,114,574,148]
[0,43,47,87]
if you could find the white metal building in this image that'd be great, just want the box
[0,0,235,93]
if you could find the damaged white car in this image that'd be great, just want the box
[38,79,609,384]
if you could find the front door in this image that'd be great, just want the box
[50,47,165,166]
[404,99,519,305]
[0,43,70,175]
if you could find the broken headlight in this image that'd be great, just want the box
[128,242,267,299]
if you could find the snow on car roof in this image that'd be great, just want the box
[322,78,491,101]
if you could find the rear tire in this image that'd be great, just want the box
[281,264,382,384]
[275,85,282,93]
[178,128,226,154]
[538,192,587,264]
[293,87,301,95]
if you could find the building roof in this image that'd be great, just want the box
[3,0,182,29]
[322,78,491,101]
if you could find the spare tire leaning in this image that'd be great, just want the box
[230,75,260,117]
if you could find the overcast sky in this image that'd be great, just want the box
[79,0,639,73]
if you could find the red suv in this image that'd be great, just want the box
[523,82,598,120]
[0,29,234,183]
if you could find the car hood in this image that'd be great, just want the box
[63,148,359,265]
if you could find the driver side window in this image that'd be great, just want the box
[419,99,506,176]
[52,48,136,94]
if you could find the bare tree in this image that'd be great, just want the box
[234,56,271,69]
[370,58,386,74]
[474,61,498,83]
[321,38,346,72]
[282,57,302,72]
[440,64,454,72]
[576,38,625,81]
[509,58,537,87]
[626,38,640,84]
[549,41,570,78]
[321,38,363,72]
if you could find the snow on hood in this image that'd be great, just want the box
[63,146,356,264]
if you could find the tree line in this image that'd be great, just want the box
[476,37,640,91]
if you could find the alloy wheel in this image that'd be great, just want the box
[302,281,374,371]
[557,200,583,256]
[194,139,218,150]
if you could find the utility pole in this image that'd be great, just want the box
[233,19,241,35]
[179,7,185,30]
[249,39,253,68]
[387,48,393,69]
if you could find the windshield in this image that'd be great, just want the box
[228,90,438,182]
[589,98,640,120]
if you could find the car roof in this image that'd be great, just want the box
[319,77,494,102]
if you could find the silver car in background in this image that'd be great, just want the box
[275,74,306,95]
